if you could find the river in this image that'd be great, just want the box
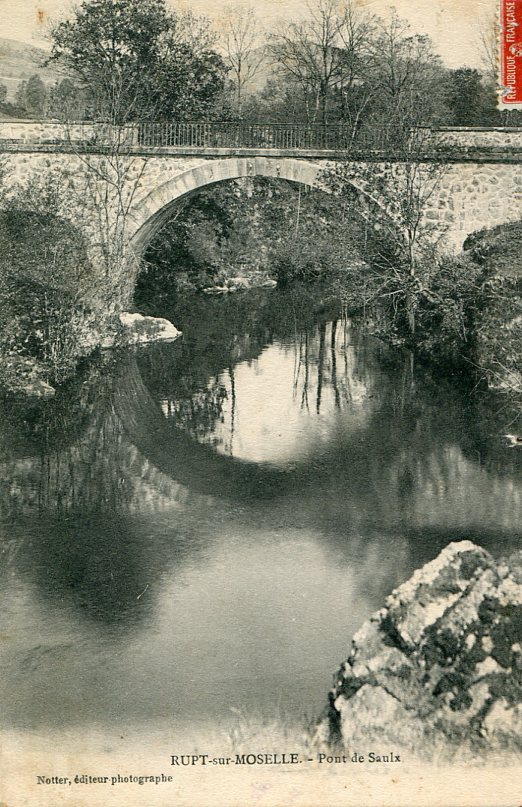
[1,286,521,751]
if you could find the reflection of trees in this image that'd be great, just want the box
[145,304,376,449]
[294,331,311,412]
[0,360,212,633]
[1,400,134,520]
[134,306,522,548]
[292,319,376,415]
[138,286,323,444]
[163,375,229,446]
[0,354,195,523]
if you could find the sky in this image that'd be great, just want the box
[0,0,497,69]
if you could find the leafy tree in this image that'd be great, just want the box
[0,178,94,387]
[24,74,48,116]
[154,46,229,120]
[446,68,499,126]
[14,80,27,110]
[0,82,7,105]
[49,78,87,120]
[48,0,229,123]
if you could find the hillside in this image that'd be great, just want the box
[0,38,65,100]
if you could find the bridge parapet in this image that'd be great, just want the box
[432,126,522,149]
[0,120,393,153]
[0,119,138,147]
[2,120,522,159]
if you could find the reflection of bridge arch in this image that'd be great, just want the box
[2,353,522,538]
[112,356,295,499]
[128,157,388,253]
[113,356,522,539]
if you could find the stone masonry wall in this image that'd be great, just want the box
[434,127,522,148]
[425,162,522,248]
[2,149,522,298]
[0,120,137,144]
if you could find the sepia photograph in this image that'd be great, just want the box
[0,0,521,804]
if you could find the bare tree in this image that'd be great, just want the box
[270,0,375,126]
[325,127,449,337]
[336,1,376,119]
[221,4,266,114]
[476,12,498,83]
[174,9,218,55]
[366,11,448,134]
[43,66,153,315]
[270,0,343,125]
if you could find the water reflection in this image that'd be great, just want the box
[1,288,521,735]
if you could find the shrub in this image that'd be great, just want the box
[0,208,96,387]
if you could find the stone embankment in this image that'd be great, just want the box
[317,541,522,759]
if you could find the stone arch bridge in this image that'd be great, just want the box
[2,121,522,302]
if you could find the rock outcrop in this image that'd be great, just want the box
[317,541,522,758]
[202,273,277,295]
[119,312,182,345]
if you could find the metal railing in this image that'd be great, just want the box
[137,122,404,151]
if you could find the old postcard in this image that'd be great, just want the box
[0,0,521,805]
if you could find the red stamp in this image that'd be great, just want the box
[500,0,522,106]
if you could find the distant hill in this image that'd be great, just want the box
[0,38,65,100]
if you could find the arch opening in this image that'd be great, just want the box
[128,156,400,313]
[128,157,390,255]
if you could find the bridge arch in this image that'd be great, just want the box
[127,156,389,254]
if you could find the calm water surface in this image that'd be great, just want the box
[1,288,521,742]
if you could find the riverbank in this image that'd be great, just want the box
[0,312,182,400]
[463,221,522,407]
[1,188,520,419]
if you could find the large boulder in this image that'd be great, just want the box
[317,541,522,758]
[119,312,181,345]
